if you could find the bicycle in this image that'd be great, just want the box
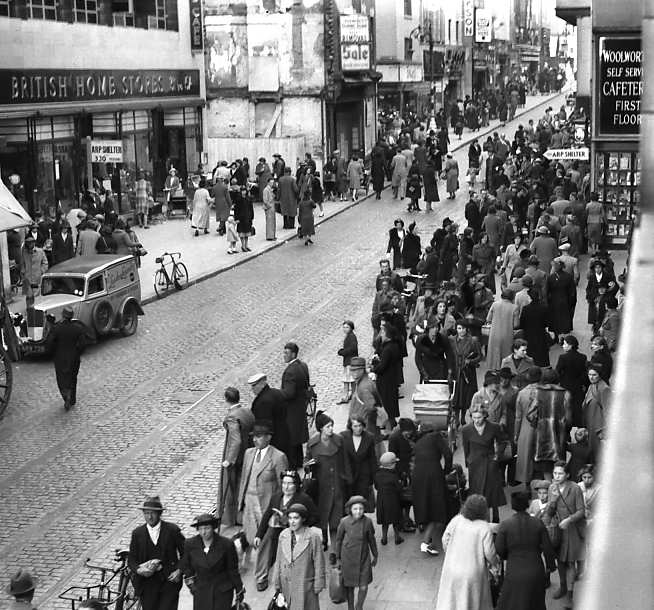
[306,384,317,430]
[59,549,141,609]
[153,252,189,298]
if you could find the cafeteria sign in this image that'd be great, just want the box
[90,140,123,163]
[598,37,642,135]
[340,15,370,71]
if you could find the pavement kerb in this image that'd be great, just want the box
[141,91,563,307]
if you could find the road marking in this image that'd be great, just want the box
[159,388,216,430]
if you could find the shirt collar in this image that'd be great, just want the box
[146,521,161,534]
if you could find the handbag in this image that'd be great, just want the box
[250,225,256,236]
[400,473,413,505]
[267,591,288,610]
[329,566,346,604]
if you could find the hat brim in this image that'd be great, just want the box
[6,578,37,596]
[191,519,220,528]
[140,505,164,512]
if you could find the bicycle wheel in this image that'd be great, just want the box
[0,347,12,420]
[115,571,141,610]
[306,397,317,431]
[153,269,169,298]
[172,262,189,290]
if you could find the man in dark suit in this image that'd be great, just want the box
[277,167,298,229]
[51,221,75,265]
[279,342,310,468]
[249,373,289,459]
[128,496,185,610]
[46,306,93,410]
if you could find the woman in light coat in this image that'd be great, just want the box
[444,153,459,199]
[436,494,501,610]
[191,177,214,236]
[262,177,277,240]
[273,503,326,610]
[582,363,611,461]
[486,289,520,371]
[346,155,364,201]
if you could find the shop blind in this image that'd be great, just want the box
[163,108,185,127]
[0,119,28,142]
[122,110,150,133]
[51,115,75,139]
[92,113,118,135]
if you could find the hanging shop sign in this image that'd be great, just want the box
[90,140,123,164]
[0,69,201,105]
[340,14,371,72]
[463,0,474,37]
[189,0,203,53]
[475,9,492,43]
[543,147,589,161]
[598,37,642,136]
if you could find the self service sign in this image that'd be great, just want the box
[598,37,642,136]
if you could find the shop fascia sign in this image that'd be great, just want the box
[475,8,492,43]
[543,147,589,161]
[463,0,474,37]
[90,140,123,163]
[0,69,201,105]
[340,14,370,72]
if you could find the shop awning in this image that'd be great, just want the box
[0,96,205,120]
[0,181,32,231]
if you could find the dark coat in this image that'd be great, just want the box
[232,191,253,234]
[371,339,401,418]
[371,148,386,192]
[334,515,378,587]
[338,331,358,367]
[461,421,506,508]
[495,512,556,610]
[449,334,481,414]
[278,174,299,216]
[412,431,452,525]
[280,359,310,446]
[298,199,316,237]
[51,232,74,265]
[547,270,576,334]
[401,232,421,271]
[212,181,232,222]
[387,429,413,478]
[46,319,92,376]
[256,490,319,539]
[251,384,290,457]
[555,350,588,426]
[465,200,482,233]
[341,430,377,503]
[415,332,452,381]
[179,534,243,610]
[520,301,551,367]
[422,164,439,202]
[374,467,403,525]
[306,433,352,531]
[128,520,186,597]
[586,270,618,324]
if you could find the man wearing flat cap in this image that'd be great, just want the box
[128,496,185,610]
[237,421,288,590]
[6,568,37,609]
[46,306,93,411]
[280,342,311,468]
[217,387,255,528]
[348,357,383,435]
[249,373,289,459]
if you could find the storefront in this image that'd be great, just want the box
[592,35,641,248]
[444,47,466,109]
[377,63,431,118]
[0,68,204,216]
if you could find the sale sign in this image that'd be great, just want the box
[340,14,370,72]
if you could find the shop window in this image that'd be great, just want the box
[75,0,97,23]
[29,0,57,20]
[0,0,9,17]
[403,0,411,17]
[404,37,413,61]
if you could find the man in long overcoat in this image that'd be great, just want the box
[212,178,232,235]
[46,306,93,410]
[249,373,290,459]
[278,167,299,229]
[128,496,185,610]
[217,387,255,528]
[280,342,310,468]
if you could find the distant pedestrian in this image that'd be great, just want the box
[262,177,277,241]
[212,178,232,236]
[298,195,316,246]
[190,177,213,237]
[280,342,311,468]
[233,185,254,252]
[278,167,299,229]
[5,569,37,609]
[444,153,459,199]
[347,155,364,201]
[135,171,152,229]
[46,306,92,410]
[225,215,238,254]
[128,496,185,610]
[337,320,358,404]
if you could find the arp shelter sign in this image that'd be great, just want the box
[597,37,642,136]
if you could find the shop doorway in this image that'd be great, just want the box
[335,102,364,159]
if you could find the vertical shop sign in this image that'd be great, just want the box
[190,0,203,53]
[598,37,642,135]
[463,0,474,37]
[475,9,492,43]
[339,14,370,71]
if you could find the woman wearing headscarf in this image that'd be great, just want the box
[495,491,556,610]
[273,503,326,610]
[436,494,501,610]
[462,403,506,523]
[180,513,244,610]
[306,411,352,552]
[555,334,588,427]
[415,323,453,383]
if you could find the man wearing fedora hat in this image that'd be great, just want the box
[530,224,558,274]
[6,569,37,609]
[248,373,289,459]
[128,496,185,610]
[348,357,383,437]
[237,421,288,590]
[46,306,93,411]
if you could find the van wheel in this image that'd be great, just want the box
[120,302,139,337]
[92,301,114,335]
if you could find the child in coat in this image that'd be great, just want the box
[529,478,554,587]
[225,214,238,254]
[373,452,404,545]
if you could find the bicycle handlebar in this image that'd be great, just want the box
[161,252,182,260]
[85,558,112,572]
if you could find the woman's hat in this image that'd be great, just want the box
[483,371,500,386]
[379,451,399,467]
[345,495,368,511]
[139,496,164,512]
[315,411,334,432]
[6,569,37,596]
[286,503,308,519]
[191,513,220,528]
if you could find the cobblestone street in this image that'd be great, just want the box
[0,93,581,609]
